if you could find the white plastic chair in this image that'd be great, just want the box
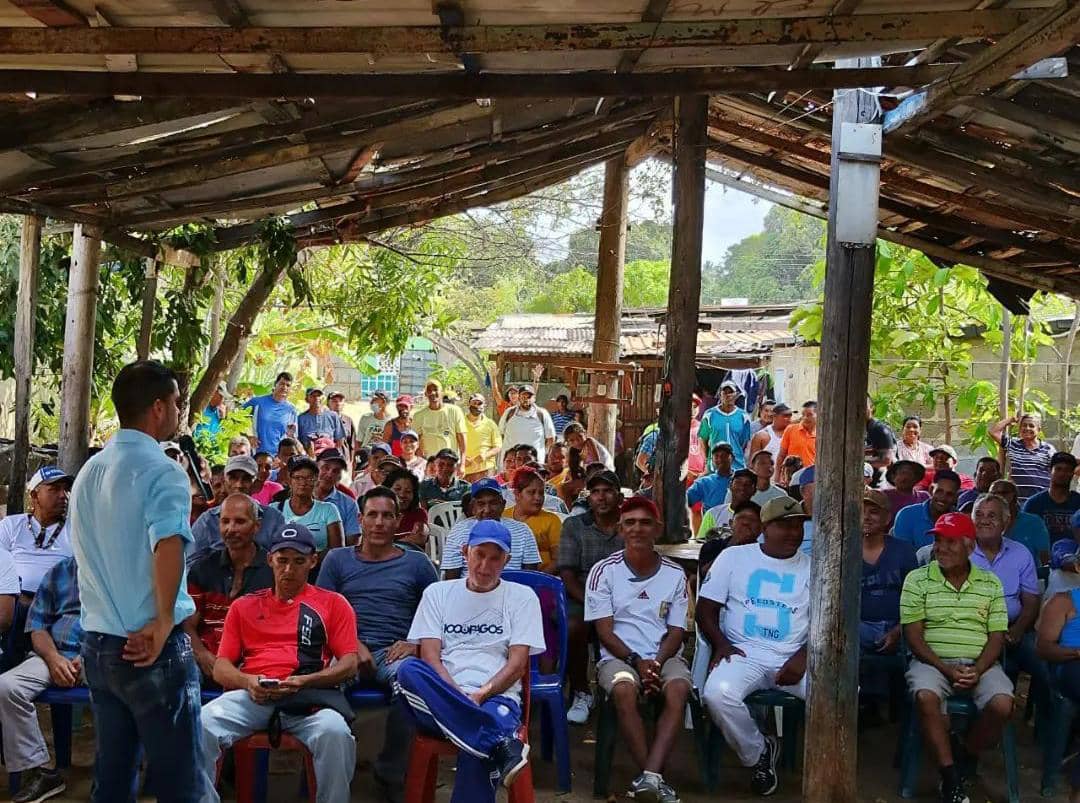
[426,523,448,566]
[428,501,464,531]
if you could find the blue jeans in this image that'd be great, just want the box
[82,628,203,803]
[369,646,414,795]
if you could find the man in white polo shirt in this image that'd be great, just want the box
[696,495,811,797]
[498,385,556,465]
[0,466,74,595]
[585,496,691,803]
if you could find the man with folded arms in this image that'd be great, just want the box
[900,512,1013,803]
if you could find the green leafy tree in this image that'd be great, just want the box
[792,241,1056,450]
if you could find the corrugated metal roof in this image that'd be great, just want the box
[472,311,797,357]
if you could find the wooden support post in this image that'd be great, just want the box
[136,257,157,361]
[58,223,101,474]
[654,94,707,544]
[803,57,881,803]
[588,154,629,453]
[9,215,41,513]
[998,308,1012,466]
[1059,302,1080,445]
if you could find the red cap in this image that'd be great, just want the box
[620,495,660,521]
[928,512,976,540]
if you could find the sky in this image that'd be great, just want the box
[701,182,772,264]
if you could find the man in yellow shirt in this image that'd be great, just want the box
[411,380,467,458]
[463,393,502,481]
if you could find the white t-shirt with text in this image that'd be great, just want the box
[698,542,811,662]
[0,514,73,593]
[584,550,689,661]
[407,578,545,702]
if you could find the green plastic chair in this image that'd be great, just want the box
[897,693,1020,803]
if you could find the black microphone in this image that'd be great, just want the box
[178,434,214,501]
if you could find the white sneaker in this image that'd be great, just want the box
[566,691,593,725]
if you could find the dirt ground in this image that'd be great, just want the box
[2,689,1070,803]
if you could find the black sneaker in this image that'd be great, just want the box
[939,776,970,803]
[750,735,780,796]
[13,768,66,803]
[491,737,530,788]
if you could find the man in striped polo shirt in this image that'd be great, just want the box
[440,478,541,579]
[900,512,1013,803]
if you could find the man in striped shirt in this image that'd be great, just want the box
[440,479,540,579]
[900,512,1013,803]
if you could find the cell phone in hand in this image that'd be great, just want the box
[258,678,281,688]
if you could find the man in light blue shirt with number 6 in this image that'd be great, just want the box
[71,360,202,802]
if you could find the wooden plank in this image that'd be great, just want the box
[961,94,1080,148]
[787,0,861,70]
[884,1,1080,134]
[337,144,380,185]
[58,223,101,474]
[8,0,86,27]
[803,57,881,803]
[704,165,1080,297]
[655,94,707,544]
[8,215,42,514]
[0,12,1037,54]
[589,154,629,453]
[0,64,956,99]
[707,113,1080,250]
[137,258,157,361]
[485,355,641,373]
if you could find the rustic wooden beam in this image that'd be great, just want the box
[0,12,1037,54]
[707,113,1080,250]
[8,0,87,26]
[787,0,861,70]
[9,215,42,513]
[884,1,1080,134]
[58,223,101,474]
[0,64,955,99]
[589,154,629,453]
[655,94,707,543]
[705,163,1080,297]
[804,57,881,803]
[960,93,1080,149]
[136,258,157,361]
[114,101,660,227]
[23,102,489,205]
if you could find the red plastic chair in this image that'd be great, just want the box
[231,732,317,803]
[404,672,534,803]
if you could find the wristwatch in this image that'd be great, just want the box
[625,652,642,666]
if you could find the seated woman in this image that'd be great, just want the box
[382,467,429,553]
[505,467,561,574]
[1036,588,1080,798]
[249,450,284,506]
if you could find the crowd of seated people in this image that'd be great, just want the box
[5,379,1080,803]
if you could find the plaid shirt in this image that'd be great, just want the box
[556,511,623,579]
[25,556,82,658]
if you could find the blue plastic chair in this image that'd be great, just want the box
[897,693,1020,802]
[503,569,572,793]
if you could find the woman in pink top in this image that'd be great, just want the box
[250,451,284,505]
[894,415,933,466]
[687,394,706,480]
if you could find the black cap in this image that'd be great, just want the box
[433,448,459,463]
[1052,451,1078,468]
[268,523,317,555]
[316,447,347,468]
[732,468,756,483]
[772,403,793,415]
[586,469,620,490]
[287,455,318,475]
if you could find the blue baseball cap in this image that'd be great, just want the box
[470,477,502,497]
[798,465,816,486]
[28,465,73,492]
[268,523,317,555]
[468,519,511,552]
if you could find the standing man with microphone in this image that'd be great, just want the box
[70,360,202,801]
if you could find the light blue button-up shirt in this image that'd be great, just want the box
[71,429,195,636]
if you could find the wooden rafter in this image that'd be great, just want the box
[0,12,1040,55]
[7,0,86,27]
[884,0,1080,134]
[0,64,955,99]
[787,0,861,70]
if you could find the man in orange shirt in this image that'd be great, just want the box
[774,401,817,484]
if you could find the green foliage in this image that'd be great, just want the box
[192,406,253,465]
[427,360,482,399]
[702,206,824,303]
[794,240,1059,451]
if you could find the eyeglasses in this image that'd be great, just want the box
[291,475,316,484]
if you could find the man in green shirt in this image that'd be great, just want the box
[900,512,1013,803]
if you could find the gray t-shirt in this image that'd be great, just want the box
[316,545,437,650]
